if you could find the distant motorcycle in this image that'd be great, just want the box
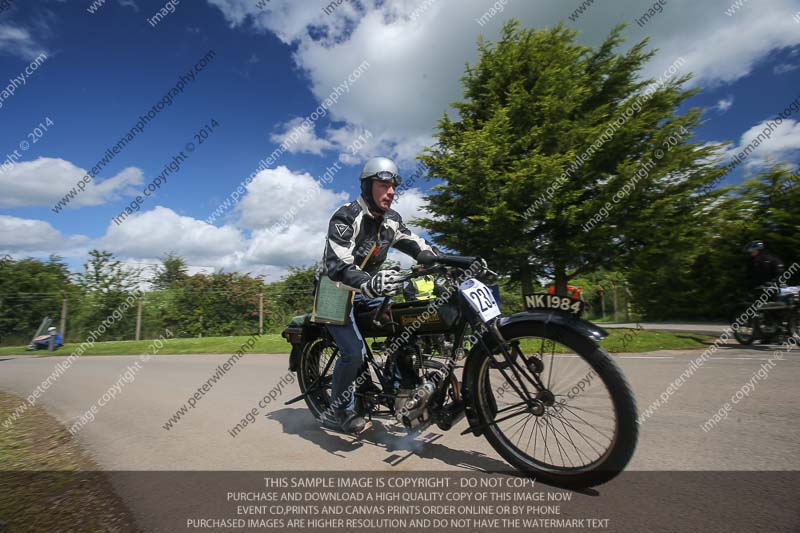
[733,286,800,345]
[282,251,638,488]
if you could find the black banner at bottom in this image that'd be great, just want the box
[1,471,798,532]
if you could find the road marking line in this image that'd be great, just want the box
[619,356,675,359]
[561,355,675,359]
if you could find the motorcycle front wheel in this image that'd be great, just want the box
[466,321,638,488]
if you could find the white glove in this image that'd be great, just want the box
[361,270,403,298]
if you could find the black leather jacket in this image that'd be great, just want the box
[323,195,436,290]
[747,252,785,289]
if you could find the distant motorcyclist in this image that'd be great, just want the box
[320,156,438,434]
[745,241,785,291]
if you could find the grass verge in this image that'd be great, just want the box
[0,329,712,357]
[517,329,712,354]
[0,334,288,356]
[0,391,138,532]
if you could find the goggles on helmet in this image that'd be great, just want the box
[369,171,401,185]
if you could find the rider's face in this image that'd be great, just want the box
[372,180,395,211]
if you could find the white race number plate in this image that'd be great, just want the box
[460,279,501,323]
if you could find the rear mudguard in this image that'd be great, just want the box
[282,314,325,372]
[461,310,608,436]
[288,345,303,372]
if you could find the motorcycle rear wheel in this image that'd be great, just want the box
[296,337,338,418]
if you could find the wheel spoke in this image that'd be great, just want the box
[551,412,589,465]
[556,403,614,444]
[552,412,605,458]
[553,408,612,454]
[495,401,529,415]
[486,405,537,428]
[553,403,616,421]
[511,413,534,445]
[542,414,568,466]
[542,419,554,465]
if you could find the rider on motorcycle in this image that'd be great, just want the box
[320,156,438,434]
[746,240,786,292]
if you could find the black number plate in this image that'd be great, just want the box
[524,293,584,316]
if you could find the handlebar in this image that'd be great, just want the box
[369,263,443,327]
[417,250,476,268]
[368,252,494,327]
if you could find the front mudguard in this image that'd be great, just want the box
[461,310,608,436]
[496,310,608,343]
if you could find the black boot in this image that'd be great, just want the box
[341,412,367,433]
[320,408,366,434]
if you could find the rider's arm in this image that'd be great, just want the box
[323,207,371,291]
[386,212,436,259]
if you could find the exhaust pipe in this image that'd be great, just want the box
[436,399,466,431]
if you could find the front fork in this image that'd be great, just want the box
[461,316,550,436]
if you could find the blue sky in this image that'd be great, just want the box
[0,0,798,280]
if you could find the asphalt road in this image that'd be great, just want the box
[1,344,798,531]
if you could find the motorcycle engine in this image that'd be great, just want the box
[387,339,451,430]
[395,381,436,429]
[756,311,780,335]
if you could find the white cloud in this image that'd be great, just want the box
[0,24,47,61]
[242,225,327,268]
[97,206,247,269]
[270,117,335,156]
[722,118,800,168]
[117,0,139,11]
[234,165,344,269]
[236,165,349,230]
[67,165,349,273]
[325,124,379,165]
[0,162,432,280]
[207,0,800,162]
[0,215,89,255]
[0,157,143,209]
[391,186,429,231]
[715,96,734,113]
[773,63,799,75]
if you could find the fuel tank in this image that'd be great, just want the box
[354,299,461,337]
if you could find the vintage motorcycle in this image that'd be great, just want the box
[281,251,638,488]
[733,285,800,345]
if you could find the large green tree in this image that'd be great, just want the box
[418,21,726,296]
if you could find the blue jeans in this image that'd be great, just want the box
[326,295,389,413]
